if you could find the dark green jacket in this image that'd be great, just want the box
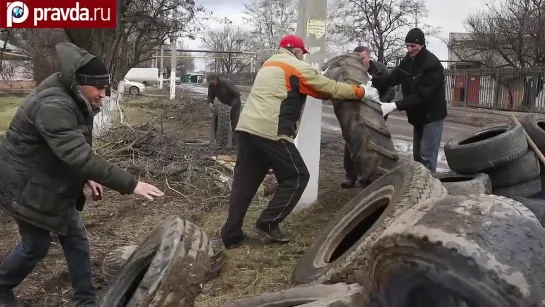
[0,42,137,235]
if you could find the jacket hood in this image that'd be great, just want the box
[55,42,100,113]
[55,42,97,89]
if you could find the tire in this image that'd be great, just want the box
[129,86,140,95]
[492,177,542,198]
[520,113,545,153]
[514,197,545,226]
[444,123,527,173]
[432,171,491,195]
[100,216,174,307]
[291,161,448,288]
[101,240,226,284]
[223,283,368,307]
[369,194,545,307]
[484,150,540,188]
[102,244,138,283]
[126,218,212,307]
[210,101,232,150]
[324,53,400,183]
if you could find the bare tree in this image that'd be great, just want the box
[331,0,438,65]
[454,0,545,68]
[242,0,297,57]
[10,29,66,84]
[200,25,253,74]
[64,0,207,83]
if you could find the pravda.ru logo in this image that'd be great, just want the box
[4,0,115,28]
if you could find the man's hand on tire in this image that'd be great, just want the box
[133,181,165,200]
[209,103,214,112]
[359,81,380,103]
[380,102,397,116]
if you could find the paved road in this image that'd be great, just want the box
[177,84,480,171]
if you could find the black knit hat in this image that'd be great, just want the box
[405,28,425,45]
[76,57,111,86]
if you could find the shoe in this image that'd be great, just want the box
[254,224,290,243]
[217,232,249,250]
[340,179,356,189]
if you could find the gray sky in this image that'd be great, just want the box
[183,0,487,70]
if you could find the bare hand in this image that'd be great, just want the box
[87,180,103,201]
[133,181,164,200]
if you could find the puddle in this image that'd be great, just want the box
[393,139,450,172]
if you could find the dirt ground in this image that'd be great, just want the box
[0,93,361,306]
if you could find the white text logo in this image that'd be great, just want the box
[6,1,29,27]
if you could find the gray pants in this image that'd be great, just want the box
[0,210,96,306]
[413,119,444,172]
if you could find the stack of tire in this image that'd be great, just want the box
[443,121,542,198]
[284,161,545,306]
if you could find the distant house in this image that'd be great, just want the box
[0,40,34,90]
[445,32,541,109]
[183,72,204,83]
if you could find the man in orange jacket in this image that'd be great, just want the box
[220,34,381,249]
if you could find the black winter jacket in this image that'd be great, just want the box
[0,43,137,235]
[207,77,241,106]
[372,48,447,126]
[368,60,395,103]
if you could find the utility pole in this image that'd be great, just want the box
[293,0,327,211]
[169,8,177,100]
[159,45,164,90]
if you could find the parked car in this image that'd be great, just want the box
[124,67,159,86]
[123,79,146,95]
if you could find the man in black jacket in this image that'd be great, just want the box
[369,28,447,172]
[0,42,164,307]
[207,73,242,145]
[341,46,396,188]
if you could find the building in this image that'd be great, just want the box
[0,40,34,90]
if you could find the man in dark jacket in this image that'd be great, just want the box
[369,28,447,172]
[207,73,242,145]
[341,46,397,188]
[0,42,164,307]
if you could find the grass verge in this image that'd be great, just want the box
[0,96,22,135]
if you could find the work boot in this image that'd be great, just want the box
[217,232,249,250]
[340,179,356,189]
[254,224,290,243]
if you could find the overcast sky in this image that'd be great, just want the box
[182,0,488,70]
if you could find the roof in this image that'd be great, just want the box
[0,40,30,59]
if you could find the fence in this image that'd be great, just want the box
[444,67,545,112]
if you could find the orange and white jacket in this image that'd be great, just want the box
[236,48,366,142]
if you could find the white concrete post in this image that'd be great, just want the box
[293,0,327,211]
[169,22,177,100]
[159,45,164,89]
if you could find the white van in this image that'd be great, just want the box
[124,68,159,86]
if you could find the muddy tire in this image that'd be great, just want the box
[514,197,545,226]
[323,53,399,183]
[101,241,225,284]
[484,150,540,188]
[369,194,545,307]
[102,244,138,282]
[126,218,212,307]
[520,113,545,153]
[444,123,527,173]
[210,100,232,150]
[291,161,447,288]
[223,283,368,307]
[100,216,174,306]
[492,177,542,198]
[433,171,491,195]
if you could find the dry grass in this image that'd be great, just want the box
[0,95,22,134]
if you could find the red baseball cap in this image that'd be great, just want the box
[279,34,309,54]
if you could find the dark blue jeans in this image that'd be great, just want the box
[413,119,444,173]
[0,210,95,306]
